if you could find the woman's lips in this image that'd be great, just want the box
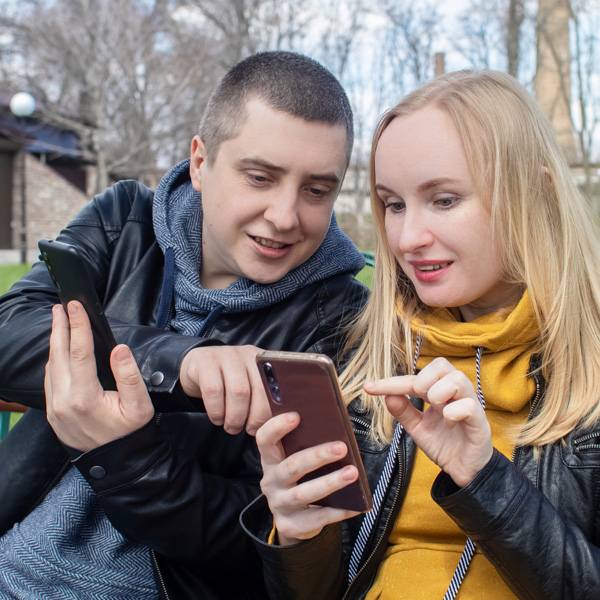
[410,261,453,282]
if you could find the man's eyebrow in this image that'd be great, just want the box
[236,157,286,173]
[236,157,341,184]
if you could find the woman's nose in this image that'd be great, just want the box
[393,209,434,254]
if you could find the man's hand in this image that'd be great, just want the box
[45,301,155,452]
[179,345,270,436]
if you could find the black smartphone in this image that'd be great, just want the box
[38,238,117,390]
[256,350,372,513]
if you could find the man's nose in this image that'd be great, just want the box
[264,192,300,232]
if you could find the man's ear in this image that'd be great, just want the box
[189,136,207,192]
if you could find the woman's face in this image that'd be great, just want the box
[375,106,521,321]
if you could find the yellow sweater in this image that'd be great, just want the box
[365,405,528,599]
[367,293,538,598]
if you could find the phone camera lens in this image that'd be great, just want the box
[263,363,276,384]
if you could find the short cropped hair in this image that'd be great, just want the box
[199,51,354,165]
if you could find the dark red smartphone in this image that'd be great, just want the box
[38,238,117,391]
[256,350,372,513]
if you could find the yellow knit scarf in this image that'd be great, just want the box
[408,290,540,412]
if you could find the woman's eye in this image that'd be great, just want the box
[384,201,405,213]
[436,196,456,208]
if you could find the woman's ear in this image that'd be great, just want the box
[541,165,553,184]
[189,136,206,192]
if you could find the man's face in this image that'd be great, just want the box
[190,99,348,289]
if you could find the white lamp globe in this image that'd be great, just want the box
[10,92,36,117]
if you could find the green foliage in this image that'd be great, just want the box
[356,265,373,288]
[0,264,30,295]
[0,265,31,437]
[9,413,24,428]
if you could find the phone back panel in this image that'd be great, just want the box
[257,351,372,512]
[38,239,117,390]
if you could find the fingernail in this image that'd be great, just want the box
[247,427,257,436]
[67,302,79,316]
[114,346,130,362]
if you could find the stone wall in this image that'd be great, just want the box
[3,153,88,264]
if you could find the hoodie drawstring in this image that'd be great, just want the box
[347,339,487,599]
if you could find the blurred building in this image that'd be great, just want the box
[0,89,89,263]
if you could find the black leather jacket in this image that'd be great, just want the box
[0,180,369,600]
[242,381,600,600]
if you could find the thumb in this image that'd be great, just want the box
[110,345,151,411]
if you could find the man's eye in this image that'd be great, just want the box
[247,173,270,185]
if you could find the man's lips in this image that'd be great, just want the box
[249,235,295,259]
[252,236,290,250]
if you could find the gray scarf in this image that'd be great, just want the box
[153,159,364,336]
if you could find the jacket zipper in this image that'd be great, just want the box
[573,430,600,451]
[349,414,371,433]
[504,372,541,467]
[342,433,404,600]
[163,299,174,331]
[151,549,171,600]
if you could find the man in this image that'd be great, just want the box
[0,52,368,599]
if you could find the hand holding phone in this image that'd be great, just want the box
[256,351,372,513]
[38,239,116,390]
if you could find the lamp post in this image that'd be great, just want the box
[10,92,36,264]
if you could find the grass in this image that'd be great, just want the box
[0,264,32,436]
[0,263,31,295]
[355,265,373,288]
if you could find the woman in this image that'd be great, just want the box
[241,70,600,599]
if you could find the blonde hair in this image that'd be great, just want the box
[340,70,600,447]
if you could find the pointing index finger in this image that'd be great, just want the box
[363,374,418,397]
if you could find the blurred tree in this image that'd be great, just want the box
[536,0,600,206]
[507,0,526,76]
[3,0,221,192]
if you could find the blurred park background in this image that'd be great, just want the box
[0,0,598,269]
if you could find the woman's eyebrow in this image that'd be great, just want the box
[417,177,461,192]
